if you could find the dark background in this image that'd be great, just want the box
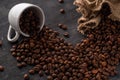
[0,0,120,80]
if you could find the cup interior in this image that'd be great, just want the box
[29,6,45,30]
[19,5,45,36]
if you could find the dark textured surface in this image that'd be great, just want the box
[0,0,120,80]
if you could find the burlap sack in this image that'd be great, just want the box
[74,0,120,34]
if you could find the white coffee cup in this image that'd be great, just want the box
[7,3,45,42]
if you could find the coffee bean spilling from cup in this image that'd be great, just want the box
[19,8,40,36]
[7,3,45,42]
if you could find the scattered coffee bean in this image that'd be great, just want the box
[10,48,16,52]
[0,40,2,46]
[58,0,64,3]
[29,69,35,75]
[24,74,29,80]
[11,52,17,57]
[58,24,63,28]
[47,76,53,80]
[60,9,65,14]
[21,62,27,67]
[16,57,22,62]
[62,25,67,30]
[0,65,4,72]
[39,70,44,77]
[58,24,67,30]
[63,32,69,38]
[17,63,23,68]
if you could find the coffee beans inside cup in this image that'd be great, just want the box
[19,8,40,36]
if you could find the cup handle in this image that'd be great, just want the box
[7,25,20,42]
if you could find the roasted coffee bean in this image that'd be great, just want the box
[69,77,73,80]
[54,78,59,80]
[34,66,40,72]
[45,70,49,75]
[63,32,69,38]
[29,69,35,75]
[62,25,67,30]
[62,76,68,80]
[43,65,47,70]
[47,76,53,80]
[24,74,29,80]
[101,61,107,67]
[11,52,17,57]
[52,73,56,78]
[58,24,67,30]
[58,24,63,28]
[17,63,23,68]
[16,57,22,62]
[10,48,16,52]
[0,40,2,46]
[39,70,44,77]
[60,9,65,14]
[21,55,25,59]
[16,53,21,56]
[21,62,27,67]
[65,72,71,77]
[92,69,98,74]
[0,65,4,72]
[30,42,35,48]
[58,0,64,3]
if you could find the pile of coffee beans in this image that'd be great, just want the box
[74,17,120,80]
[10,2,120,80]
[19,8,40,36]
[11,16,120,80]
